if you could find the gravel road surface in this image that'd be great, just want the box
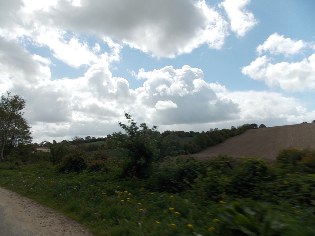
[0,187,92,236]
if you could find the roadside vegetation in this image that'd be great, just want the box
[1,96,315,235]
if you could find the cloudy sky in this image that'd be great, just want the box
[0,0,314,142]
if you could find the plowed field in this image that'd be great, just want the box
[193,123,315,161]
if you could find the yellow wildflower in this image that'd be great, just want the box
[186,224,193,229]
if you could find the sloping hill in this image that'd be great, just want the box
[193,123,315,161]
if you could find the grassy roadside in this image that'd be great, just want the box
[0,162,221,235]
[1,159,315,236]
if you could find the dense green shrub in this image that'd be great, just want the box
[193,156,238,201]
[87,159,108,172]
[229,158,271,198]
[112,113,160,179]
[58,152,87,173]
[259,174,315,206]
[194,170,230,201]
[300,150,315,172]
[276,148,304,166]
[148,157,207,193]
[218,201,289,236]
[276,148,315,173]
[50,141,71,165]
[205,156,240,174]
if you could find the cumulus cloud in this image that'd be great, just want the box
[46,0,229,57]
[0,0,257,60]
[243,34,315,91]
[135,65,240,125]
[2,0,311,141]
[155,100,178,110]
[35,28,99,68]
[257,33,307,56]
[0,36,51,94]
[226,91,305,121]
[0,0,23,28]
[220,0,257,37]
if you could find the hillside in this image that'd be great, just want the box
[193,123,315,161]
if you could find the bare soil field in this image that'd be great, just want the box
[193,123,315,161]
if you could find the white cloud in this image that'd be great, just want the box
[226,91,305,121]
[135,65,240,125]
[257,33,307,55]
[46,0,229,57]
[220,0,257,37]
[34,28,99,68]
[0,0,23,28]
[1,1,313,141]
[0,0,257,59]
[155,100,178,110]
[0,36,49,88]
[243,35,315,91]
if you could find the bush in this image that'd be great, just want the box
[259,174,315,206]
[229,158,271,197]
[58,152,87,173]
[300,150,315,172]
[148,157,207,193]
[276,148,315,173]
[276,148,304,166]
[193,156,239,201]
[87,159,108,172]
[194,170,230,201]
[217,201,288,236]
[50,141,70,165]
[113,113,160,179]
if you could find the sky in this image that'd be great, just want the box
[0,0,315,142]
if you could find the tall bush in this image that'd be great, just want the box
[113,113,160,179]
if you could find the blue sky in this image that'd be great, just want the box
[0,0,314,142]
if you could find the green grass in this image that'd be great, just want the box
[0,160,315,235]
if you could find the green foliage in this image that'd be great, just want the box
[148,157,207,193]
[218,201,288,236]
[159,134,185,157]
[1,155,315,235]
[194,169,230,201]
[7,144,35,162]
[113,113,160,178]
[259,174,315,207]
[0,92,32,160]
[229,159,271,198]
[276,148,304,166]
[58,152,87,173]
[49,140,70,165]
[87,159,108,172]
[276,148,315,173]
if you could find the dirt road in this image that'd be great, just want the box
[0,187,92,236]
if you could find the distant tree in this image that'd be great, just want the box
[259,124,267,128]
[0,92,32,160]
[49,140,70,165]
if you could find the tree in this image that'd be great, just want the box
[0,92,32,160]
[114,113,160,178]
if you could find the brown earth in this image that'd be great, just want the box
[193,123,315,161]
